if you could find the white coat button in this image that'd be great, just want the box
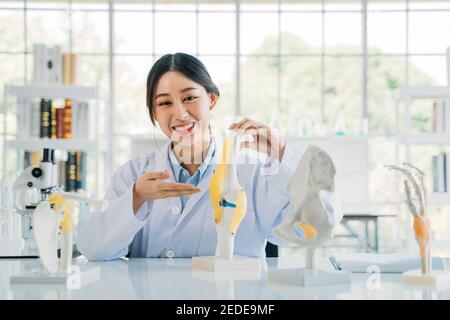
[166,249,175,258]
[171,206,181,215]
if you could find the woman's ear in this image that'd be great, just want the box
[209,93,219,110]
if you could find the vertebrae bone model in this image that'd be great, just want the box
[210,132,247,259]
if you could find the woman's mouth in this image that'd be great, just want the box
[171,122,195,135]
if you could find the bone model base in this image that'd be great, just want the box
[402,269,450,286]
[192,256,260,272]
[10,264,100,286]
[268,268,350,287]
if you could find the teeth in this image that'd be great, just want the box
[174,123,194,131]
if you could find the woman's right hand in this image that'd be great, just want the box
[132,170,200,214]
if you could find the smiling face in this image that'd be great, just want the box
[154,71,218,148]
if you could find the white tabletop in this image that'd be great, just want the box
[0,256,449,300]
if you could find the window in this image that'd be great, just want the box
[1,0,450,247]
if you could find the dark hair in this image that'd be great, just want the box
[146,53,220,125]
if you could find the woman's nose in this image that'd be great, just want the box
[173,101,189,119]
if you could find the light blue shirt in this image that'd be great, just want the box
[167,140,215,210]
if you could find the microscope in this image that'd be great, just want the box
[10,148,104,275]
[13,148,59,256]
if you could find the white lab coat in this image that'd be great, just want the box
[77,139,303,261]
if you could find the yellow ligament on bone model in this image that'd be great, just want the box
[209,136,247,235]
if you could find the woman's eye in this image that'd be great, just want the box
[158,101,172,107]
[184,96,197,102]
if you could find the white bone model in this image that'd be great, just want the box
[272,145,342,272]
[209,132,247,259]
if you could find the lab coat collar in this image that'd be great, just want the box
[167,138,216,183]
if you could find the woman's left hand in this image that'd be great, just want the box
[229,117,286,161]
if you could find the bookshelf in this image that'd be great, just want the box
[395,84,450,249]
[1,84,103,198]
[395,85,450,204]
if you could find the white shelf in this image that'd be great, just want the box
[6,84,98,100]
[6,138,97,152]
[398,133,450,145]
[428,193,450,205]
[397,86,450,99]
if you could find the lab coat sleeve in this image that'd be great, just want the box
[76,156,152,261]
[251,142,302,241]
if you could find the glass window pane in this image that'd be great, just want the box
[0,53,24,99]
[27,10,68,52]
[368,55,405,134]
[113,135,132,172]
[368,12,406,55]
[154,3,196,11]
[115,12,153,54]
[240,56,278,125]
[115,0,152,11]
[281,57,322,137]
[281,12,322,54]
[28,1,68,10]
[240,13,278,55]
[324,56,362,133]
[0,10,24,52]
[73,11,109,53]
[367,0,406,11]
[154,12,196,55]
[115,56,152,135]
[0,1,23,9]
[431,206,450,242]
[409,12,450,54]
[71,1,108,11]
[408,55,448,86]
[26,52,33,82]
[197,56,236,134]
[324,12,361,54]
[78,54,109,90]
[0,54,24,143]
[324,0,362,11]
[198,0,235,11]
[241,1,278,11]
[281,2,321,11]
[77,55,109,140]
[368,137,398,203]
[409,1,450,10]
[198,13,236,55]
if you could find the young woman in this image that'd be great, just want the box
[77,53,303,260]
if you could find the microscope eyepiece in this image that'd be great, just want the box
[31,167,43,178]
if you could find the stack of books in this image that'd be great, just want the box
[432,152,450,193]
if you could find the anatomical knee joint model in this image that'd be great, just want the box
[209,132,247,259]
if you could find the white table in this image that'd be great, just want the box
[0,256,449,300]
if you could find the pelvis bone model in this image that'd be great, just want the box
[272,145,342,269]
[210,132,247,259]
